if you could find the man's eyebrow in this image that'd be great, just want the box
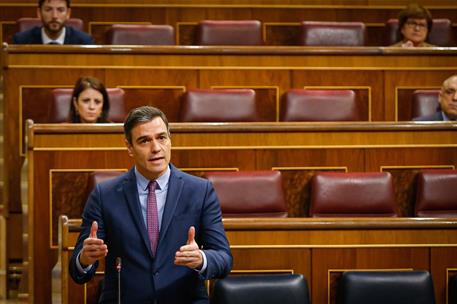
[135,135,149,143]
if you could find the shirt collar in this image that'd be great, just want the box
[41,26,66,44]
[134,165,171,192]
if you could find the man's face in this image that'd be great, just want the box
[439,76,457,120]
[400,18,428,46]
[126,117,171,181]
[37,0,70,37]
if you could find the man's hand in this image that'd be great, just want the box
[79,221,108,266]
[174,226,203,270]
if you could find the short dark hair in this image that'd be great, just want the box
[398,4,432,40]
[39,0,71,8]
[124,106,170,144]
[69,76,110,123]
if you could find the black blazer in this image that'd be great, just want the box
[12,26,93,44]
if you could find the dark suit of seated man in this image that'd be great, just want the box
[414,74,457,121]
[69,106,232,303]
[12,0,93,45]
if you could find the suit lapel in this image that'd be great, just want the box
[123,169,154,258]
[158,166,183,249]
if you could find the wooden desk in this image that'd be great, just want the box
[58,216,457,304]
[25,122,457,303]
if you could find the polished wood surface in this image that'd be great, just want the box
[25,122,457,303]
[59,216,457,304]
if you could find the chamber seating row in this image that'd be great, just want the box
[24,122,457,304]
[57,214,457,304]
[83,169,457,218]
[12,18,456,46]
[35,87,441,123]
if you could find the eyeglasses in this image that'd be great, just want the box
[405,21,428,30]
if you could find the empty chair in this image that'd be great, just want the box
[309,172,397,217]
[385,18,455,46]
[415,169,457,217]
[280,89,359,121]
[203,171,287,217]
[411,90,440,119]
[196,20,262,45]
[299,21,366,46]
[17,17,84,32]
[179,89,258,122]
[211,274,310,304]
[107,24,175,45]
[84,171,124,203]
[49,88,126,123]
[336,271,436,304]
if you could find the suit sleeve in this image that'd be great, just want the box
[198,181,233,280]
[69,184,105,284]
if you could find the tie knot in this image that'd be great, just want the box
[148,180,157,191]
[48,41,59,45]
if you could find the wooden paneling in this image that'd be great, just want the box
[24,122,457,303]
[59,217,457,304]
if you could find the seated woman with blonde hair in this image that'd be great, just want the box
[69,76,111,123]
[390,4,435,48]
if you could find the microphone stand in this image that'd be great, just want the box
[116,257,122,304]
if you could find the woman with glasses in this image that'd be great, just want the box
[390,4,435,48]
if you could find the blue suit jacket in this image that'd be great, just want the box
[69,165,232,303]
[12,26,93,44]
[413,112,444,121]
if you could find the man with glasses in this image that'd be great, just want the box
[13,0,93,45]
[414,75,457,121]
[390,4,434,48]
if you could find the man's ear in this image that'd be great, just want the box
[125,139,134,157]
[66,7,71,19]
[37,7,42,19]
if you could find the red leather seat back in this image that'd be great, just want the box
[84,171,124,203]
[299,21,366,46]
[385,18,455,46]
[197,20,263,45]
[415,169,457,217]
[203,171,288,217]
[107,24,175,45]
[179,89,258,122]
[411,90,440,119]
[17,17,84,32]
[50,88,125,123]
[310,172,397,217]
[280,89,359,121]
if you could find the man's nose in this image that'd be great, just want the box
[51,9,59,18]
[150,139,161,151]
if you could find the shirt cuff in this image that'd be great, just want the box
[76,251,93,274]
[197,250,208,274]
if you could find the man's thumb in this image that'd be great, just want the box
[90,221,98,239]
[187,226,195,245]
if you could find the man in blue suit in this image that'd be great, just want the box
[69,106,232,303]
[13,0,93,45]
[414,74,457,121]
